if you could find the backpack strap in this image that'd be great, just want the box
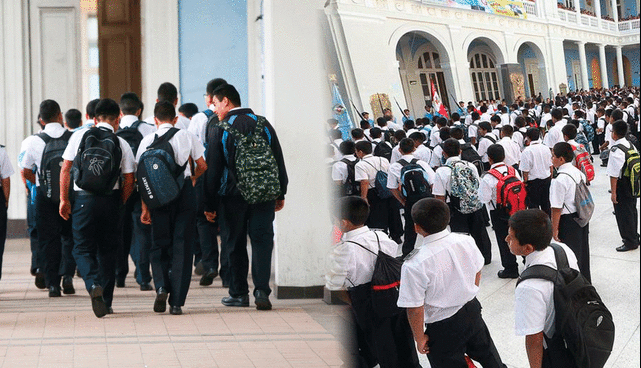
[130,120,144,130]
[344,240,378,256]
[61,130,73,141]
[37,132,52,144]
[151,127,181,147]
[516,264,558,286]
[548,243,570,270]
[398,159,409,167]
[410,158,419,165]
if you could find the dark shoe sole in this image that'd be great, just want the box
[169,306,183,315]
[140,284,153,291]
[35,273,46,290]
[90,286,108,318]
[154,291,168,313]
[62,279,75,295]
[49,290,62,298]
[616,245,639,252]
[255,299,272,311]
[221,297,249,307]
[194,262,205,276]
[497,270,519,279]
[199,271,218,286]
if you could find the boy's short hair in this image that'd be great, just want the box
[611,109,624,121]
[39,100,61,123]
[212,83,242,107]
[369,127,382,139]
[351,128,365,140]
[471,112,480,121]
[508,209,552,251]
[119,92,142,115]
[338,196,370,226]
[490,115,501,124]
[339,141,355,155]
[451,112,460,121]
[94,99,121,121]
[514,116,526,128]
[553,142,574,163]
[411,198,450,234]
[487,144,505,163]
[398,138,415,154]
[526,127,540,141]
[403,120,415,130]
[86,99,100,119]
[442,138,460,158]
[436,117,448,127]
[157,82,178,103]
[376,117,387,127]
[561,124,577,140]
[206,78,228,96]
[64,109,82,129]
[394,130,407,141]
[354,140,372,155]
[360,120,371,129]
[612,120,628,137]
[408,131,424,143]
[450,126,464,140]
[178,103,199,119]
[154,101,177,122]
[478,121,492,133]
[501,124,514,137]
[439,126,451,141]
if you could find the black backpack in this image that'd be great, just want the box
[460,143,484,175]
[374,141,392,161]
[37,130,73,203]
[73,127,123,195]
[340,158,360,196]
[137,128,186,210]
[398,158,432,203]
[116,121,144,157]
[517,243,615,368]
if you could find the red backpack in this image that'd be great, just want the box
[488,165,527,216]
[572,144,595,182]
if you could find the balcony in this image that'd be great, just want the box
[618,18,641,33]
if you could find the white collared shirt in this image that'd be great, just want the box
[430,127,443,148]
[432,156,480,199]
[355,155,389,189]
[18,123,68,185]
[187,106,215,145]
[0,146,14,180]
[145,114,191,131]
[540,113,552,128]
[606,138,635,179]
[120,115,156,138]
[499,136,521,166]
[478,133,498,163]
[390,145,402,164]
[397,229,484,323]
[414,144,433,164]
[550,162,586,215]
[332,154,358,183]
[386,154,435,190]
[543,119,567,148]
[479,162,522,209]
[519,140,552,181]
[429,144,444,168]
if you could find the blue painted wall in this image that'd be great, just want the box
[564,47,604,90]
[622,0,637,17]
[517,44,537,96]
[178,0,248,111]
[623,48,641,86]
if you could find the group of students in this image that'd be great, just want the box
[327,86,639,367]
[3,79,288,318]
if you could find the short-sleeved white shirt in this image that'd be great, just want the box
[429,144,444,168]
[604,123,615,147]
[519,140,552,181]
[543,119,567,148]
[145,114,190,131]
[397,229,484,323]
[499,136,521,166]
[332,155,358,183]
[187,107,215,145]
[390,145,402,164]
[432,156,480,199]
[478,133,498,163]
[413,144,433,164]
[120,115,156,138]
[430,127,443,148]
[550,163,586,215]
[18,123,68,185]
[0,146,14,180]
[468,123,479,142]
[479,162,522,209]
[386,154,435,190]
[136,123,205,178]
[606,138,635,179]
[355,155,389,189]
[540,112,552,128]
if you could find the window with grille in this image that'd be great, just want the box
[469,53,500,103]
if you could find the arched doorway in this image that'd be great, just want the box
[517,42,549,98]
[591,57,601,88]
[467,38,505,103]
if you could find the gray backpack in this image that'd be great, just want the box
[557,172,594,227]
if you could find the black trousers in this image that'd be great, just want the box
[59,233,75,277]
[614,178,640,248]
[559,214,591,283]
[0,189,6,281]
[219,195,275,298]
[149,182,197,307]
[194,176,228,282]
[402,199,420,257]
[525,177,552,217]
[26,189,40,274]
[365,190,398,235]
[36,190,72,288]
[425,298,505,368]
[131,199,152,284]
[450,206,492,264]
[116,191,138,282]
[490,209,518,272]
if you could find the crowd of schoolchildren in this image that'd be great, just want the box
[326,87,639,368]
[0,79,288,318]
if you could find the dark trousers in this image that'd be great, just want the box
[193,176,227,281]
[614,178,640,248]
[116,192,138,282]
[72,191,121,308]
[425,298,506,368]
[59,233,75,277]
[131,200,152,284]
[149,182,197,307]
[219,195,275,298]
[402,199,421,257]
[0,189,6,281]
[490,209,518,272]
[36,191,72,288]
[559,214,591,283]
[450,206,492,264]
[526,177,552,217]
[365,190,403,242]
[26,189,40,274]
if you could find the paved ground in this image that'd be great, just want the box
[0,163,638,368]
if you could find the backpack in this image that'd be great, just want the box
[575,132,590,150]
[72,127,123,195]
[116,120,144,157]
[557,172,594,227]
[483,134,497,144]
[340,158,360,196]
[614,143,640,197]
[374,140,392,161]
[220,114,281,204]
[398,158,432,203]
[460,143,484,175]
[487,165,527,216]
[517,243,615,368]
[37,130,73,203]
[136,128,186,210]
[447,161,483,214]
[579,119,595,142]
[572,145,595,182]
[363,158,393,199]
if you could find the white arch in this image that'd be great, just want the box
[388,24,454,64]
[463,34,506,65]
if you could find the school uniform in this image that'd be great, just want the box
[540,112,552,128]
[479,163,520,274]
[498,136,521,168]
[513,129,525,151]
[387,154,435,256]
[467,123,480,145]
[389,146,402,164]
[550,163,591,282]
[62,122,136,309]
[413,144,433,164]
[520,140,552,216]
[18,123,72,292]
[145,114,191,130]
[433,157,493,264]
[430,127,443,148]
[429,144,445,169]
[500,113,510,127]
[514,242,580,367]
[607,139,640,249]
[0,145,14,281]
[136,123,205,308]
[120,114,156,138]
[398,230,506,368]
[332,154,358,195]
[543,119,567,148]
[478,133,498,171]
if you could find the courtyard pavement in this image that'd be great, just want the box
[0,162,638,368]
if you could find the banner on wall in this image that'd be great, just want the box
[421,0,527,19]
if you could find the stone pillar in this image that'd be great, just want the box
[598,44,609,89]
[546,35,569,94]
[610,0,618,21]
[616,45,625,87]
[594,0,602,26]
[575,0,582,22]
[577,41,590,90]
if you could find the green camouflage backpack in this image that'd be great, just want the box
[615,142,640,198]
[220,114,281,204]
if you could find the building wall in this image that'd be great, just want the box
[178,0,248,110]
[623,48,640,86]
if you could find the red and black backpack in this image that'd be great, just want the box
[488,165,527,216]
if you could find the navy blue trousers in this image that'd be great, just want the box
[36,189,72,287]
[131,199,152,285]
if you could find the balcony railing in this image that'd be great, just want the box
[618,19,641,32]
[522,0,536,17]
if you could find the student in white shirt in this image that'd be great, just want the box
[430,117,447,148]
[0,142,14,282]
[80,99,100,130]
[408,132,433,163]
[332,141,360,197]
[467,112,481,146]
[498,125,521,169]
[144,82,191,130]
[477,122,498,171]
[543,109,567,148]
[399,198,506,368]
[520,128,552,216]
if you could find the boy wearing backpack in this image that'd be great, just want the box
[606,120,640,252]
[59,98,136,318]
[332,141,360,197]
[19,100,74,297]
[477,122,498,171]
[326,196,420,368]
[562,124,595,184]
[520,128,552,216]
[479,144,523,279]
[386,138,436,256]
[138,101,207,315]
[399,198,506,368]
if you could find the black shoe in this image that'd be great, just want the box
[199,269,218,286]
[254,290,272,311]
[484,259,491,265]
[221,295,249,307]
[62,276,75,295]
[116,279,125,288]
[49,286,62,297]
[497,269,519,279]
[169,306,182,315]
[194,261,205,276]
[107,307,114,315]
[35,270,46,290]
[222,280,230,288]
[154,288,168,313]
[30,268,36,276]
[90,285,108,318]
[616,244,639,252]
[140,282,153,291]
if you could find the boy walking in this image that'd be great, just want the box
[0,143,13,281]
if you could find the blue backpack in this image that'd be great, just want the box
[363,158,393,199]
[579,119,595,142]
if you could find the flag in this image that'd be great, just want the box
[431,79,449,118]
[331,83,354,141]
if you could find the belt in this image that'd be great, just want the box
[74,189,120,197]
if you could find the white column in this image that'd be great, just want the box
[616,45,625,86]
[598,44,609,88]
[575,0,581,22]
[577,41,590,90]
[594,0,602,25]
[546,36,569,94]
[610,0,618,21]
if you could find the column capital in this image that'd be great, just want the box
[575,40,586,46]
[596,43,606,49]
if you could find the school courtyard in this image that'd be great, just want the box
[0,162,638,368]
